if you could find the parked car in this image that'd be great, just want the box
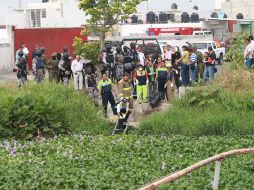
[191,41,225,64]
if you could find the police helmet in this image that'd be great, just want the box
[123,46,128,51]
[105,45,112,50]
[130,42,136,48]
[35,50,42,56]
[40,47,46,52]
[51,52,57,57]
[116,47,121,52]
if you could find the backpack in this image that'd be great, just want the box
[36,58,44,69]
[106,52,114,63]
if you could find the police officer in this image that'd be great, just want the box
[86,73,99,106]
[105,45,114,79]
[130,42,138,65]
[133,64,149,103]
[58,53,72,86]
[16,50,28,87]
[122,46,134,74]
[32,50,45,83]
[114,47,124,82]
[118,73,133,110]
[98,74,117,117]
[46,52,59,83]
[155,60,168,100]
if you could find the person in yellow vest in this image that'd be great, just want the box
[155,60,169,100]
[133,64,149,103]
[118,73,133,110]
[98,74,117,117]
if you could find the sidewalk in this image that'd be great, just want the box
[0,72,34,81]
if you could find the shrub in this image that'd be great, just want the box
[0,96,68,139]
[0,83,110,139]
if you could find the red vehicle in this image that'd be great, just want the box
[148,27,201,36]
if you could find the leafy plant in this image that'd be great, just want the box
[0,135,254,189]
[225,32,249,69]
[0,96,68,139]
[72,39,100,64]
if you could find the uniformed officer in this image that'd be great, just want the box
[46,52,59,83]
[32,50,45,84]
[98,74,117,117]
[16,50,28,87]
[114,47,124,82]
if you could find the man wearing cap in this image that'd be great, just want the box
[46,52,60,83]
[16,50,28,87]
[32,50,45,83]
[71,55,85,90]
[118,73,133,110]
[133,64,149,103]
[156,60,168,100]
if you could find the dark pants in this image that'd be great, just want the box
[117,111,130,130]
[102,92,117,116]
[158,78,167,100]
[181,63,190,86]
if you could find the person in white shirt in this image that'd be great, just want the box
[137,46,145,66]
[71,55,84,90]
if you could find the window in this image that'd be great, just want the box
[30,9,41,27]
[42,9,46,18]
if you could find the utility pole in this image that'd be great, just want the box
[19,0,21,9]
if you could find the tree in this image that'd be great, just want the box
[79,0,143,50]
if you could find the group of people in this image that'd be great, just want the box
[244,36,254,69]
[15,41,218,126]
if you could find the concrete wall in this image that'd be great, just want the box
[0,26,14,73]
[222,1,254,19]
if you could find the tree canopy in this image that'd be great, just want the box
[79,0,143,49]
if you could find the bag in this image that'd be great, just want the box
[36,58,44,69]
[149,92,160,108]
[106,52,114,63]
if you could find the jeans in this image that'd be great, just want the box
[245,58,252,69]
[181,63,190,86]
[190,66,198,82]
[203,65,214,81]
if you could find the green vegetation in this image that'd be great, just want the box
[72,39,100,64]
[0,83,110,139]
[138,86,254,136]
[0,135,253,190]
[79,0,142,49]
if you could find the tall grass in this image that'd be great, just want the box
[137,86,254,136]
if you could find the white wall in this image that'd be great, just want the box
[0,27,14,73]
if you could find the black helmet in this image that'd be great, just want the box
[116,47,121,52]
[123,46,128,51]
[130,42,136,48]
[35,50,42,56]
[105,45,112,50]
